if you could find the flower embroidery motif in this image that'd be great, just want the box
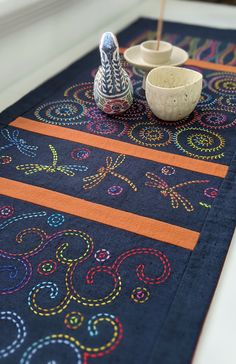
[103,99,130,114]
[16,144,88,177]
[83,154,137,191]
[145,172,209,212]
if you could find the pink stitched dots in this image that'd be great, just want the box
[0,206,14,219]
[204,187,218,198]
[161,166,175,176]
[71,147,91,161]
[108,185,123,196]
[94,249,111,262]
[37,260,57,276]
[131,287,150,304]
[64,312,84,330]
[0,156,12,165]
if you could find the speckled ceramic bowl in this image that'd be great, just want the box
[146,66,202,121]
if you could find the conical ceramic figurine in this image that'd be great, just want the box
[94,32,133,115]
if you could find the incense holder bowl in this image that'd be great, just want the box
[140,40,173,64]
[94,32,133,115]
[146,66,202,121]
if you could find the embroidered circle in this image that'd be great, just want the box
[216,96,236,111]
[94,249,111,262]
[64,82,95,106]
[113,100,147,121]
[87,120,118,135]
[128,123,172,147]
[208,72,236,96]
[0,156,12,165]
[174,127,225,160]
[34,99,87,126]
[0,206,14,219]
[71,147,91,160]
[47,213,65,227]
[131,287,150,304]
[85,110,129,136]
[198,92,214,107]
[108,185,123,196]
[64,311,84,330]
[161,166,175,175]
[204,187,218,198]
[196,110,236,129]
[85,107,107,121]
[37,260,57,276]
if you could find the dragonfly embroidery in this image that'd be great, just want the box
[0,129,38,157]
[145,172,209,212]
[83,154,137,191]
[16,144,88,176]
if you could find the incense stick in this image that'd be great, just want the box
[156,0,165,50]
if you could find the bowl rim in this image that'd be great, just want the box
[146,66,203,90]
[140,40,172,54]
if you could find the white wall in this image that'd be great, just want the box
[0,0,142,110]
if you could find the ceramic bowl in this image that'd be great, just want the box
[140,40,173,65]
[146,66,202,121]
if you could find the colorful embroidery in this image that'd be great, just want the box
[37,260,57,276]
[0,155,12,164]
[64,311,84,330]
[107,185,123,196]
[0,311,26,359]
[86,119,129,137]
[71,147,91,161]
[34,99,87,126]
[83,154,137,191]
[0,252,32,294]
[196,109,236,129]
[27,246,170,313]
[0,129,38,157]
[128,123,172,147]
[147,109,195,128]
[198,91,215,108]
[64,82,95,106]
[204,187,219,198]
[0,205,14,219]
[161,166,176,176]
[16,144,88,176]
[131,287,150,304]
[20,313,123,364]
[47,213,65,227]
[129,31,236,65]
[94,249,111,262]
[0,211,47,230]
[173,127,225,160]
[112,100,147,121]
[207,72,236,95]
[199,202,212,208]
[145,172,209,212]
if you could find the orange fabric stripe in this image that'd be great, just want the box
[119,47,236,73]
[10,118,228,178]
[0,178,199,250]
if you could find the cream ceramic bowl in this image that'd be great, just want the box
[146,66,202,121]
[140,40,173,65]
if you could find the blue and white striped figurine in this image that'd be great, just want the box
[94,32,133,115]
